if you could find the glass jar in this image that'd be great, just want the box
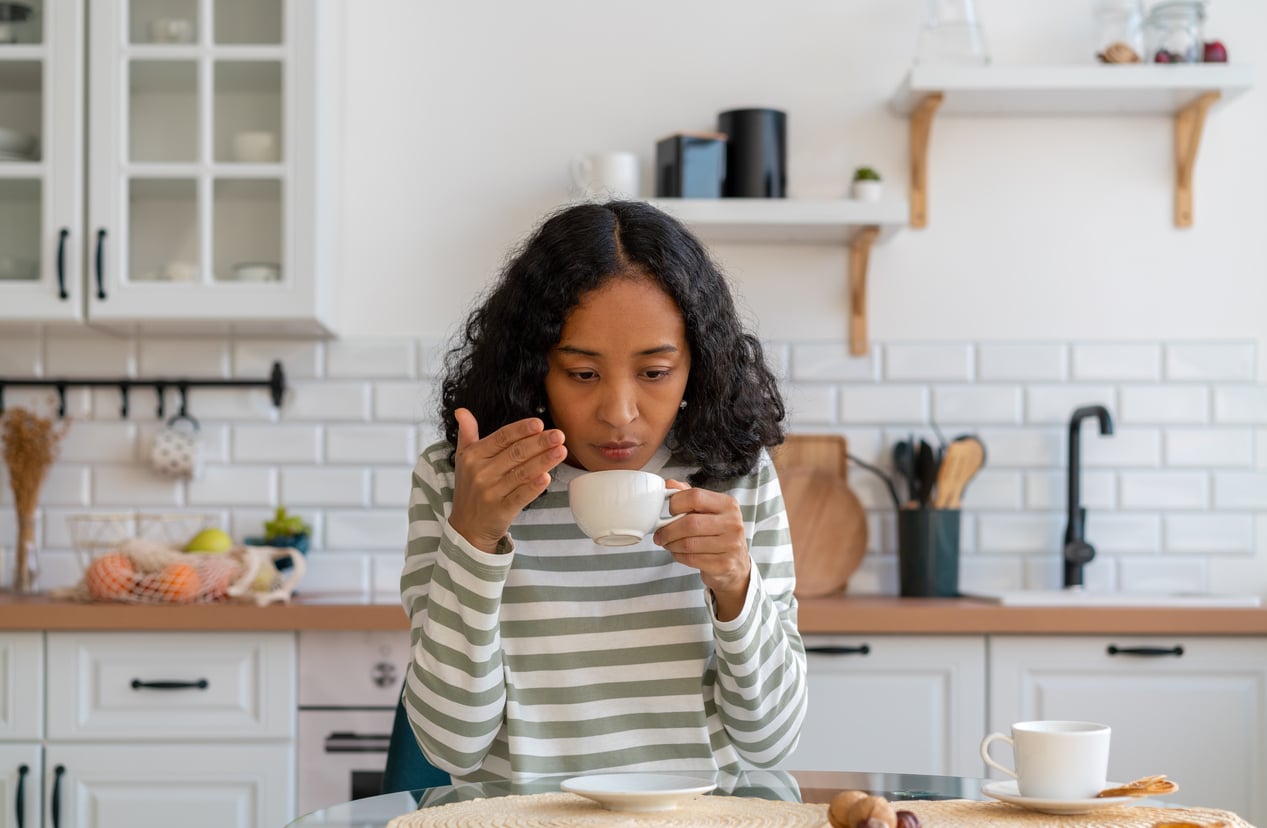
[1092,0,1145,62]
[1145,0,1206,63]
[914,0,990,65]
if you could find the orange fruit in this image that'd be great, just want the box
[85,552,137,601]
[140,562,200,604]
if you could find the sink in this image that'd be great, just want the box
[965,590,1262,608]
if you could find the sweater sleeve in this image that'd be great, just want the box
[400,443,513,776]
[709,451,808,767]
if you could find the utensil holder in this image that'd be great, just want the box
[897,508,960,597]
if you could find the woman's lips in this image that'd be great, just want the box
[597,442,639,462]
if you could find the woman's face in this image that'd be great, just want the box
[545,276,691,471]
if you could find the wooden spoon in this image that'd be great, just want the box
[932,436,985,508]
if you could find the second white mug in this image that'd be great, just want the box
[568,470,683,547]
[570,151,640,200]
[980,720,1111,800]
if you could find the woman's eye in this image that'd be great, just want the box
[643,369,670,380]
[570,370,597,381]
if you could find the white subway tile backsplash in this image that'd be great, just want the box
[326,339,417,379]
[1025,470,1115,511]
[372,554,406,601]
[187,466,277,507]
[1165,513,1255,553]
[233,339,323,379]
[233,424,321,463]
[60,422,138,464]
[1211,471,1267,510]
[417,337,450,379]
[785,383,837,424]
[281,467,369,507]
[45,334,133,377]
[38,466,91,507]
[1166,343,1255,382]
[92,465,182,507]
[1118,471,1208,510]
[932,385,1021,425]
[1071,344,1161,381]
[1119,386,1209,424]
[884,344,972,382]
[137,338,230,377]
[1083,513,1161,554]
[790,343,877,381]
[960,469,1023,510]
[297,552,371,595]
[1214,386,1267,424]
[373,467,413,508]
[0,332,41,374]
[840,385,928,424]
[325,510,406,550]
[326,425,416,464]
[1118,557,1209,593]
[1258,429,1267,470]
[284,381,371,421]
[1025,385,1116,424]
[975,427,1063,468]
[977,344,1067,382]
[977,513,1065,554]
[375,381,434,422]
[1165,428,1254,468]
[1081,428,1160,468]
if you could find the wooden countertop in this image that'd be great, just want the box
[2,593,1265,634]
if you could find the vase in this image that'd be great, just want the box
[12,512,38,593]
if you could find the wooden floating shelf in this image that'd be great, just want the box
[651,198,908,356]
[890,63,1255,227]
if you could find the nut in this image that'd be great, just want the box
[895,810,922,828]
[828,790,869,828]
[847,795,897,828]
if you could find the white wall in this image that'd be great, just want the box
[337,0,1267,366]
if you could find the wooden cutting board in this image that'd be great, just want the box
[771,434,868,598]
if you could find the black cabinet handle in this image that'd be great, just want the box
[131,678,209,690]
[1107,645,1184,657]
[94,228,107,300]
[51,765,65,828]
[56,228,69,299]
[15,764,27,828]
[805,644,871,656]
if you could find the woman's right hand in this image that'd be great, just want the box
[447,407,567,553]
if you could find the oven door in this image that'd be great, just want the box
[297,709,394,816]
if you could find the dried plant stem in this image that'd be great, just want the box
[2,407,68,592]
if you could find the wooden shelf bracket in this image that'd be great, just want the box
[1174,89,1220,228]
[848,225,881,356]
[908,92,943,228]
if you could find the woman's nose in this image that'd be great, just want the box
[597,382,638,426]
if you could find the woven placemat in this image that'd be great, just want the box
[901,799,1256,828]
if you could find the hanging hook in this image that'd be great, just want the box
[155,382,166,419]
[0,383,5,415]
[177,382,189,418]
[268,361,286,408]
[55,382,67,418]
[118,383,130,419]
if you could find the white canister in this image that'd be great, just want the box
[570,151,641,200]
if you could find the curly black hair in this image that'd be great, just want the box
[439,200,785,487]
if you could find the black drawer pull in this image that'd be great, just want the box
[1107,645,1184,657]
[16,764,27,828]
[51,765,65,828]
[131,678,210,690]
[94,228,107,300]
[805,644,871,656]
[56,228,69,299]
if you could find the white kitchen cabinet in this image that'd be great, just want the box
[0,633,43,828]
[786,635,986,777]
[989,635,1267,826]
[0,745,42,828]
[37,631,297,828]
[0,0,341,335]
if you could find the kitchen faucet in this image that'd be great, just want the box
[1064,404,1115,589]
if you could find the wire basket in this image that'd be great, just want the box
[66,512,211,571]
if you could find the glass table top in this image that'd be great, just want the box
[287,770,990,827]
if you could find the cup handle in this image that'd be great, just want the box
[570,156,591,192]
[654,488,687,531]
[979,732,1017,778]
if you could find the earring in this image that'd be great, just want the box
[535,406,546,414]
[679,400,688,410]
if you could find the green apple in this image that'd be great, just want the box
[186,527,234,554]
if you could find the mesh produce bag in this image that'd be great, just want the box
[75,538,247,604]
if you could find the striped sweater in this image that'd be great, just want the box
[400,440,807,782]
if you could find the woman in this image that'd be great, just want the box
[401,200,805,782]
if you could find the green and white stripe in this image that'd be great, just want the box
[401,441,807,782]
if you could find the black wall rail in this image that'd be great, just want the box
[0,361,286,419]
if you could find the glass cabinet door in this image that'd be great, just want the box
[0,0,83,322]
[88,0,297,324]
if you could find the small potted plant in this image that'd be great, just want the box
[246,506,311,556]
[851,166,883,202]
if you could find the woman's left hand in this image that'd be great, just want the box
[654,481,751,621]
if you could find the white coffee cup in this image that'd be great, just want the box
[980,720,1111,800]
[570,151,641,200]
[150,415,203,479]
[568,470,684,547]
[232,131,279,163]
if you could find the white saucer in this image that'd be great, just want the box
[560,773,717,812]
[982,780,1141,815]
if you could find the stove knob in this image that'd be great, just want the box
[372,661,396,688]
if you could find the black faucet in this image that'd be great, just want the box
[1064,404,1115,589]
